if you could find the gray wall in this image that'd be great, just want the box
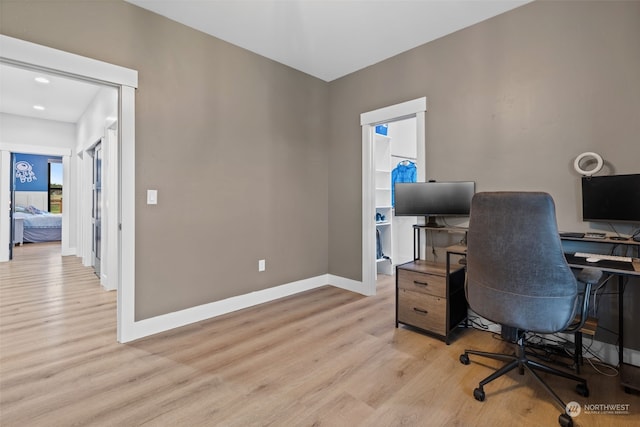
[0,0,329,320]
[328,0,640,279]
[2,1,639,349]
[327,0,640,349]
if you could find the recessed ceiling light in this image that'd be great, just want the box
[33,105,45,111]
[34,77,50,84]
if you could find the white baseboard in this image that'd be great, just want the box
[61,246,76,256]
[119,276,640,368]
[328,274,366,294]
[558,332,640,367]
[122,274,365,343]
[469,311,640,368]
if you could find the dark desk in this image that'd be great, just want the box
[446,239,640,392]
[413,225,467,260]
[562,238,640,393]
[564,253,640,275]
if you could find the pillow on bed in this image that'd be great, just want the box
[15,205,27,213]
[26,205,45,215]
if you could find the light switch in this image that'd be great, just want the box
[147,189,158,205]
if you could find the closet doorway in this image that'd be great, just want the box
[361,97,427,296]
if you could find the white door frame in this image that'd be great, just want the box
[360,97,427,296]
[0,35,138,343]
[103,123,119,291]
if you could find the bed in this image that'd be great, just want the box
[14,205,62,243]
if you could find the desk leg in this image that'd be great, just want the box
[414,227,420,260]
[395,265,399,328]
[619,275,624,369]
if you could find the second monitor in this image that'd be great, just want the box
[394,181,476,228]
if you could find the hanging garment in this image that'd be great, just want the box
[391,160,417,206]
[376,229,390,261]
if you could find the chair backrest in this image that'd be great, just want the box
[466,192,578,333]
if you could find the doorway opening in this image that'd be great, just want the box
[0,34,137,343]
[360,97,427,296]
[9,152,64,252]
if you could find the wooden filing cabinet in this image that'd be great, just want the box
[396,260,466,344]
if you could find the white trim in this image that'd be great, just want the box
[0,151,10,262]
[361,124,377,296]
[360,97,427,126]
[416,114,426,180]
[103,126,119,291]
[0,35,137,88]
[328,274,365,294]
[1,35,138,344]
[118,86,136,343]
[360,97,427,296]
[81,148,94,267]
[0,143,71,157]
[120,274,339,342]
[557,332,640,368]
[60,155,74,256]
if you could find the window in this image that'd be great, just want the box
[49,160,63,213]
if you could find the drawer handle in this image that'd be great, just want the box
[414,280,429,287]
[413,307,428,315]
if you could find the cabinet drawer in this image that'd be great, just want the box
[398,289,446,336]
[397,269,446,297]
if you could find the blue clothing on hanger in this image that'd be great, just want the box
[391,160,417,206]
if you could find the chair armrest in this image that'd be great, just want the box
[564,268,603,333]
[576,267,603,286]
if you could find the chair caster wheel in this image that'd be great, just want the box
[558,413,573,427]
[473,387,485,401]
[460,354,470,365]
[576,383,589,397]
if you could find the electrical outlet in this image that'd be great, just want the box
[258,259,266,272]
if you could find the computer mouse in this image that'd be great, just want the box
[586,257,600,263]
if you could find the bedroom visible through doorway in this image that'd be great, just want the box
[11,152,64,249]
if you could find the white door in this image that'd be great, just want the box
[92,143,103,277]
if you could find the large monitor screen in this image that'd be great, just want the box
[394,181,475,218]
[581,174,640,223]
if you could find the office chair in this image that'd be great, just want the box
[459,192,602,427]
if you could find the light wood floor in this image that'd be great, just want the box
[1,243,638,426]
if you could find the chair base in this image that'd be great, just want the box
[460,337,589,427]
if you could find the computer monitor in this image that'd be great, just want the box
[394,181,475,227]
[581,174,640,223]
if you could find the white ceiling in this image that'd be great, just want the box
[0,1,531,124]
[126,0,532,82]
[0,63,102,123]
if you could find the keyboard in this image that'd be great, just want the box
[584,232,606,239]
[559,232,585,238]
[574,252,633,263]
